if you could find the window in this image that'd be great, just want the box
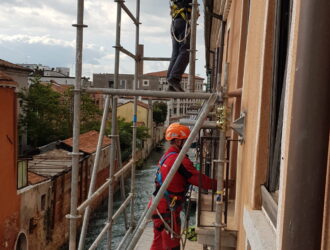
[17,159,28,189]
[267,0,292,196]
[108,80,114,88]
[142,79,149,87]
[120,80,126,89]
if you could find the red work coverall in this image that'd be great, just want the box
[150,146,217,250]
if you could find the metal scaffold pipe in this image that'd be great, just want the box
[107,0,122,248]
[130,0,141,231]
[188,0,198,92]
[126,93,219,250]
[85,87,213,99]
[68,0,86,248]
[214,63,229,250]
[78,95,111,249]
[142,57,171,61]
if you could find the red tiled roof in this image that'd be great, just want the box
[62,130,111,154]
[144,70,204,80]
[0,71,17,87]
[28,171,48,185]
[0,59,32,72]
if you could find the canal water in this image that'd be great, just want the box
[84,144,164,249]
[83,142,196,249]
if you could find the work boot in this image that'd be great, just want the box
[167,80,184,92]
[168,85,176,91]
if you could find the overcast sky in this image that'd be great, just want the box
[0,0,206,80]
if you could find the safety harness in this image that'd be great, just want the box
[169,0,192,43]
[170,0,192,21]
[152,151,195,245]
[153,151,184,239]
[153,152,184,210]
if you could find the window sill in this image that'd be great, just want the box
[243,207,276,250]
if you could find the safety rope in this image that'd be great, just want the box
[154,184,194,249]
[171,19,191,43]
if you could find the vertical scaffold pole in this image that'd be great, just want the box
[107,1,122,249]
[130,0,141,230]
[214,63,228,250]
[188,0,198,92]
[126,93,219,250]
[78,95,111,250]
[68,0,86,249]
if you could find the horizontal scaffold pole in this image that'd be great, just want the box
[126,93,219,250]
[85,88,216,100]
[142,57,171,61]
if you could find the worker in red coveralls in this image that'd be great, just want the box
[150,123,217,250]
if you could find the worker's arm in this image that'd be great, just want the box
[178,156,217,190]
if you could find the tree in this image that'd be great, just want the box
[19,77,102,148]
[153,101,167,125]
[19,80,67,147]
[111,118,150,161]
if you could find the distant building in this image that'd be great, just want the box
[0,59,32,90]
[93,73,162,91]
[0,59,32,154]
[144,70,204,92]
[18,63,91,87]
[117,100,150,126]
[93,71,205,124]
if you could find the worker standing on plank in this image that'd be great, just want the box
[150,123,217,249]
[167,0,192,92]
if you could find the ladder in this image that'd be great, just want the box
[68,0,225,249]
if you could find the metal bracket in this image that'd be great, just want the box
[231,112,246,143]
[211,13,223,20]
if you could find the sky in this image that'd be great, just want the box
[0,0,207,80]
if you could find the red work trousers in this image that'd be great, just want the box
[150,211,181,250]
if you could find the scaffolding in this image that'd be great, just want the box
[68,0,227,249]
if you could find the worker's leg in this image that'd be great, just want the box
[161,212,181,250]
[167,23,180,81]
[167,18,190,85]
[151,218,164,250]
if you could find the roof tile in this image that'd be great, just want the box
[28,171,49,185]
[0,71,17,87]
[0,59,33,72]
[62,130,111,154]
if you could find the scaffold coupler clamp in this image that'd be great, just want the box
[66,214,82,220]
[216,190,224,204]
[216,105,227,131]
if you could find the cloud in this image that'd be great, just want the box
[0,0,207,80]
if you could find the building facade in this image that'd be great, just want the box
[0,72,22,249]
[203,0,330,250]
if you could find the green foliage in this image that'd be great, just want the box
[19,75,149,159]
[19,76,102,148]
[110,118,150,161]
[19,82,66,147]
[153,101,167,125]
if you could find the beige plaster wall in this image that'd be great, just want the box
[230,0,273,248]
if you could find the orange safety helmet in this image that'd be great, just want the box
[165,123,191,141]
